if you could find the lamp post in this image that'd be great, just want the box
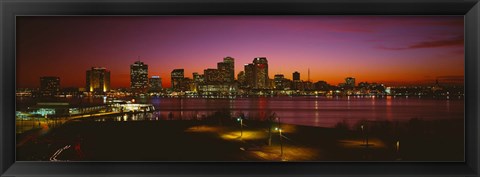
[361,124,368,147]
[279,128,283,159]
[275,127,283,160]
[396,140,400,156]
[45,115,49,128]
[395,139,402,160]
[237,117,243,137]
[361,124,365,145]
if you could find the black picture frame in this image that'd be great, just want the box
[1,0,479,176]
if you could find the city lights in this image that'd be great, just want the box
[15,16,465,162]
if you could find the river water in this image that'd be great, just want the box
[17,96,464,128]
[126,96,464,128]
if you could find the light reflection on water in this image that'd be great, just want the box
[103,96,464,128]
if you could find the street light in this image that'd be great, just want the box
[361,124,368,147]
[275,127,283,160]
[395,139,402,160]
[396,140,400,153]
[237,117,243,137]
[361,124,364,145]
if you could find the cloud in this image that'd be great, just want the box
[379,35,464,50]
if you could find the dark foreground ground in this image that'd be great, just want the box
[16,117,464,161]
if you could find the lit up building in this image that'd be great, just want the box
[304,81,314,91]
[244,63,255,88]
[181,77,195,92]
[40,76,60,96]
[274,74,285,90]
[193,72,204,83]
[293,81,304,91]
[204,68,222,83]
[27,102,107,117]
[240,57,270,89]
[171,69,184,90]
[197,84,235,95]
[217,56,235,83]
[217,62,230,82]
[149,76,162,92]
[86,67,110,93]
[253,57,269,89]
[345,77,356,88]
[237,71,246,87]
[130,61,149,93]
[314,81,330,91]
[292,71,302,90]
[59,87,82,98]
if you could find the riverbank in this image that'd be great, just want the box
[16,117,463,161]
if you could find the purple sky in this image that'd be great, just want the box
[16,16,464,88]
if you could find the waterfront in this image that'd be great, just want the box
[17,96,464,128]
[15,96,464,161]
[135,96,464,128]
[14,16,466,162]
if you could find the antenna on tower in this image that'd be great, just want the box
[137,56,140,61]
[308,68,310,82]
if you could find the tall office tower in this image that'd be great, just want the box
[171,69,184,90]
[252,57,269,89]
[274,74,285,90]
[86,67,111,93]
[345,77,356,88]
[237,71,246,87]
[204,68,223,83]
[40,76,60,96]
[244,63,255,88]
[216,57,235,83]
[217,62,230,83]
[293,71,300,81]
[292,71,302,90]
[223,56,235,82]
[193,72,204,83]
[130,61,149,93]
[149,76,162,92]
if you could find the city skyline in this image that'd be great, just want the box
[23,57,463,92]
[17,16,464,88]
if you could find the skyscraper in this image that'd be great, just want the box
[204,68,222,83]
[293,71,300,81]
[217,62,230,82]
[216,57,235,83]
[193,72,204,83]
[244,63,255,88]
[40,76,60,96]
[86,67,111,93]
[130,61,148,93]
[274,74,285,90]
[252,57,269,89]
[223,56,235,82]
[171,69,184,90]
[292,71,302,90]
[149,76,162,92]
[242,57,270,89]
[237,71,246,87]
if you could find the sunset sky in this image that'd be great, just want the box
[16,16,464,89]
